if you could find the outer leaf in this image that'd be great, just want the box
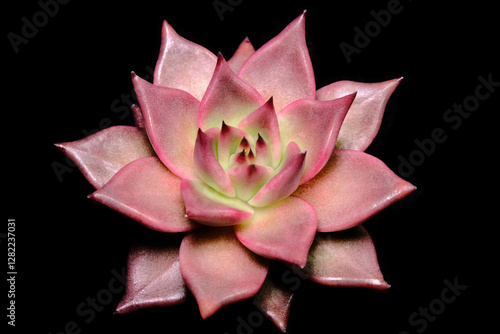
[115,235,187,314]
[133,73,199,179]
[180,178,254,226]
[154,20,217,100]
[179,227,269,318]
[235,196,317,267]
[55,126,155,189]
[227,37,255,74]
[294,149,416,232]
[253,275,294,332]
[277,93,356,184]
[89,157,198,232]
[238,11,315,112]
[316,78,402,151]
[198,54,265,130]
[302,226,390,290]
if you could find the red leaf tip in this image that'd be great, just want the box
[221,121,229,134]
[240,137,250,148]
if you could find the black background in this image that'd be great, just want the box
[4,0,497,333]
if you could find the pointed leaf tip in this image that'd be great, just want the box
[294,149,416,232]
[316,78,401,151]
[179,228,269,318]
[198,53,265,130]
[115,237,187,314]
[193,127,236,197]
[55,126,156,189]
[303,226,389,290]
[278,94,354,184]
[238,11,315,111]
[240,136,250,148]
[154,20,216,100]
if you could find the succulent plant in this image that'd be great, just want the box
[56,11,415,332]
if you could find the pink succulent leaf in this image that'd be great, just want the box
[247,146,306,207]
[238,11,315,112]
[302,226,390,290]
[154,20,217,101]
[237,97,282,168]
[235,196,317,267]
[227,37,255,74]
[277,93,356,184]
[218,122,252,170]
[179,227,269,318]
[316,78,402,151]
[115,235,187,314]
[253,275,294,332]
[89,157,198,232]
[133,73,199,179]
[130,104,145,128]
[226,164,274,201]
[198,54,266,130]
[194,128,236,197]
[254,134,272,166]
[294,149,416,232]
[55,126,155,189]
[180,178,254,226]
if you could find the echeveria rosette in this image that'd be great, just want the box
[55,12,416,331]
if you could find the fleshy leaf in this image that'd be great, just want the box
[238,11,315,111]
[294,149,416,232]
[133,73,200,179]
[253,275,294,333]
[179,227,269,318]
[248,146,306,207]
[226,164,274,201]
[238,97,282,168]
[154,20,217,100]
[316,78,402,151]
[180,178,254,226]
[55,126,155,189]
[277,93,356,184]
[254,134,271,166]
[235,196,317,267]
[198,54,265,130]
[89,157,198,232]
[194,128,235,197]
[302,226,390,290]
[227,37,255,74]
[115,235,187,314]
